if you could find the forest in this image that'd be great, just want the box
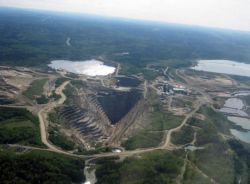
[1,8,250,68]
[0,149,85,184]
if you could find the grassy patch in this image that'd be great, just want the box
[149,111,183,131]
[122,106,183,150]
[96,150,184,184]
[172,97,193,108]
[122,130,163,150]
[0,107,43,146]
[0,148,84,184]
[63,84,76,105]
[120,64,159,80]
[122,90,183,150]
[23,78,48,100]
[168,68,187,84]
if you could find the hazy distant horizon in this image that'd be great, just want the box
[1,6,250,34]
[1,0,250,31]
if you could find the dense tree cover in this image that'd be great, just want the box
[36,94,49,104]
[1,8,250,67]
[172,125,194,145]
[49,131,75,151]
[228,140,250,182]
[0,107,43,146]
[0,149,85,184]
[95,150,184,184]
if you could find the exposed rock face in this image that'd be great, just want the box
[57,90,113,146]
[0,77,18,104]
[108,99,147,146]
[57,80,144,148]
[97,89,142,124]
[58,106,110,142]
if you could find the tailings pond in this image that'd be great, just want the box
[116,76,141,87]
[228,116,250,143]
[48,59,115,76]
[192,60,250,77]
[97,89,141,124]
[219,98,248,117]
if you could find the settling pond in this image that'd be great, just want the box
[219,98,248,117]
[48,59,115,76]
[219,98,250,144]
[192,60,250,77]
[228,116,250,144]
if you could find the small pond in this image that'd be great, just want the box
[116,76,141,87]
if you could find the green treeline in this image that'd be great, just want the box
[96,150,184,184]
[1,8,250,67]
[0,149,85,184]
[0,107,43,146]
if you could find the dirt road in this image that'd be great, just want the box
[38,81,70,153]
[4,71,205,160]
[144,80,148,98]
[162,101,202,148]
[115,63,120,76]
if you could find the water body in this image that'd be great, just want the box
[220,98,248,117]
[192,60,250,77]
[48,59,115,76]
[228,116,250,130]
[228,116,250,143]
[233,91,250,97]
[224,98,244,109]
[230,129,250,143]
[116,76,141,87]
[184,145,204,151]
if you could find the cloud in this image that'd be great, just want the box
[1,0,250,31]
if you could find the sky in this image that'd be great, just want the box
[1,0,250,31]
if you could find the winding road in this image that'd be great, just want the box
[38,81,70,154]
[7,75,205,160]
[162,101,203,148]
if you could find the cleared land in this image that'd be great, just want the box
[23,78,48,100]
